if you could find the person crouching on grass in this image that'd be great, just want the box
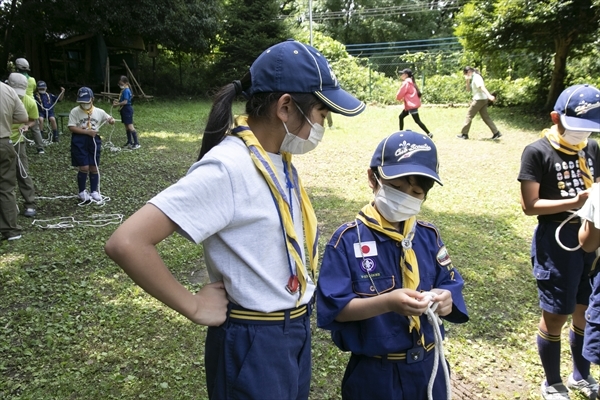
[67,87,115,202]
[316,130,468,400]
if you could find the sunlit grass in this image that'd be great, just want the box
[1,98,596,399]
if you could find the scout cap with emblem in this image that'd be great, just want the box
[76,87,94,103]
[554,84,600,132]
[370,130,442,185]
[244,39,365,117]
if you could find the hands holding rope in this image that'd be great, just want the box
[386,288,453,317]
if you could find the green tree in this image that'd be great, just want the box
[455,0,600,109]
[0,0,222,76]
[212,0,290,85]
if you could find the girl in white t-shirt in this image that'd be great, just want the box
[105,40,364,399]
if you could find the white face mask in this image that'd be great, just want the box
[374,177,423,222]
[80,103,92,110]
[119,85,125,89]
[38,89,46,94]
[280,108,325,154]
[562,129,591,145]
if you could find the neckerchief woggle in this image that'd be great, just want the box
[356,203,425,343]
[231,116,318,306]
[544,127,593,188]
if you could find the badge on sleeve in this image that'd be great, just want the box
[437,246,453,270]
[354,241,378,258]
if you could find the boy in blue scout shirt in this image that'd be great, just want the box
[519,84,600,400]
[34,81,65,143]
[316,130,468,400]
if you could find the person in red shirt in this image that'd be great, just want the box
[396,68,432,138]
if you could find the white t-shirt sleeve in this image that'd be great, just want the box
[149,159,235,243]
[578,182,600,228]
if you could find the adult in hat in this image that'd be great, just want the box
[519,84,600,400]
[0,81,28,240]
[316,130,468,399]
[106,39,365,399]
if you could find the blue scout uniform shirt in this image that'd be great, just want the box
[35,92,60,116]
[317,218,469,357]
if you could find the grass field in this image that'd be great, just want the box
[1,97,597,399]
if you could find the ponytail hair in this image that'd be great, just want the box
[197,73,251,161]
[463,66,480,75]
[402,68,422,98]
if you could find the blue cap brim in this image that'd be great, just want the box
[561,115,600,132]
[315,89,365,117]
[379,165,443,186]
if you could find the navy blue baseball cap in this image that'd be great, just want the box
[77,86,94,103]
[245,39,365,117]
[370,130,442,185]
[37,81,47,89]
[554,84,600,132]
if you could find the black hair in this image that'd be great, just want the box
[463,66,480,75]
[197,72,322,161]
[370,168,435,198]
[401,69,421,98]
[119,76,129,84]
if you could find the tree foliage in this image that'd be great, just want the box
[455,0,600,109]
[211,0,291,86]
[315,0,459,44]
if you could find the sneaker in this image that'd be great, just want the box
[131,144,141,150]
[78,190,91,202]
[427,132,434,139]
[567,374,599,399]
[492,131,502,140]
[541,381,571,400]
[37,148,45,154]
[23,208,36,218]
[456,134,469,140]
[52,135,59,143]
[5,234,22,241]
[90,191,102,201]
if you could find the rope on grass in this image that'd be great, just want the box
[31,213,123,229]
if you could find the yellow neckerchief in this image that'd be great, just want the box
[544,126,593,188]
[356,203,423,340]
[231,115,318,306]
[82,104,94,129]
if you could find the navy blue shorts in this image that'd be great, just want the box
[205,303,312,399]
[341,352,448,400]
[40,110,55,119]
[120,105,134,125]
[71,133,101,167]
[531,222,593,314]
[584,269,600,364]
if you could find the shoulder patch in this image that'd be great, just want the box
[436,246,452,268]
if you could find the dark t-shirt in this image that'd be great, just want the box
[518,135,600,221]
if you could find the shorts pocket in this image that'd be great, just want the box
[586,305,600,325]
[533,265,550,280]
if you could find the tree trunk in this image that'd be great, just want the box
[545,34,576,111]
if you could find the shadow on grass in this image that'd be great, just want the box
[2,128,541,399]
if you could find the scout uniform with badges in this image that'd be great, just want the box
[519,84,600,400]
[317,131,468,400]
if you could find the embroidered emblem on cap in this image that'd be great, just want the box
[396,140,432,161]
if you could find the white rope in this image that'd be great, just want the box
[423,292,452,400]
[555,210,581,251]
[31,213,123,229]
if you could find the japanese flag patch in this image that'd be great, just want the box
[354,241,378,258]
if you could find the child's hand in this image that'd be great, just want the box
[19,124,29,133]
[427,289,453,316]
[112,100,119,106]
[88,130,98,137]
[60,87,65,92]
[386,288,430,316]
[188,281,229,326]
[108,117,115,125]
